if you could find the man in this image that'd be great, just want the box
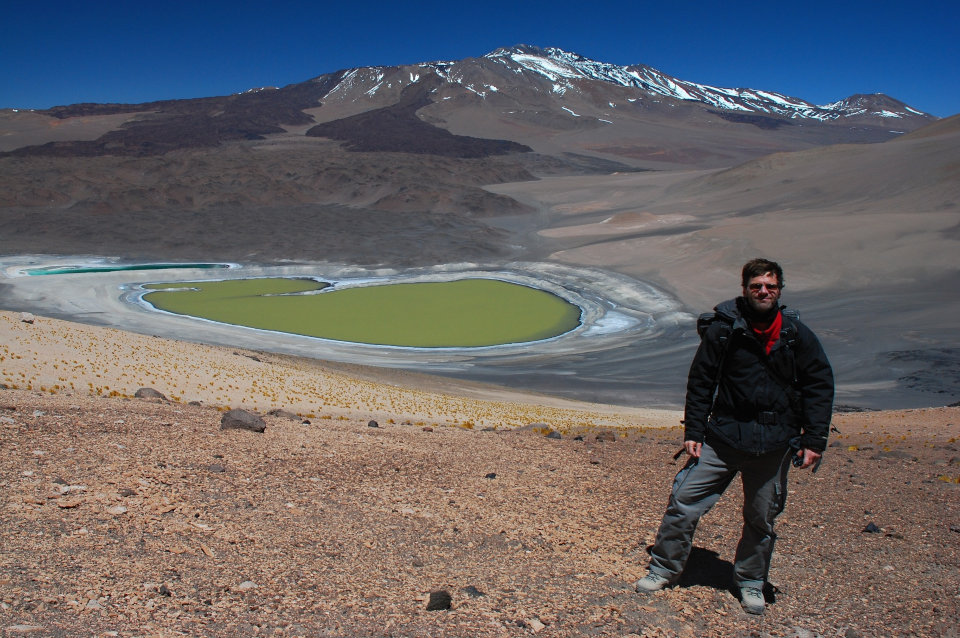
[635,258,834,615]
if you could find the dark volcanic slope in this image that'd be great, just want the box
[2,74,346,158]
[306,77,532,157]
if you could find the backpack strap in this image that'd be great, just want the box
[697,312,738,416]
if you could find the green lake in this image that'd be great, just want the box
[142,277,581,347]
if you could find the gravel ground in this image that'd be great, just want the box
[1,387,958,637]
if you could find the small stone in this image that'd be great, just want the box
[158,584,172,597]
[368,420,379,428]
[426,590,452,611]
[19,312,35,324]
[527,618,546,633]
[208,464,226,473]
[85,599,103,610]
[235,581,257,591]
[462,585,485,598]
[545,430,562,440]
[106,505,127,516]
[485,472,497,479]
[595,431,617,442]
[863,522,881,533]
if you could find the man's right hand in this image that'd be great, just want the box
[684,440,702,458]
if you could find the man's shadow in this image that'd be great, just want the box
[657,546,778,603]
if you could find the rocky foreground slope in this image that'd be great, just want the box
[1,314,958,636]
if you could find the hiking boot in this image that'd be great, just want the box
[739,586,766,615]
[634,571,670,593]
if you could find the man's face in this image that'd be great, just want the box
[743,272,781,315]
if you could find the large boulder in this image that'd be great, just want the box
[220,409,266,433]
[134,387,167,401]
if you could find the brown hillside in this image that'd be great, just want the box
[1,312,957,636]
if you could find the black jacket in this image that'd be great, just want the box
[684,298,834,454]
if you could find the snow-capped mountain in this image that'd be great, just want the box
[318,44,931,125]
[5,44,934,165]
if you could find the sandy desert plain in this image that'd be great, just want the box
[1,114,959,636]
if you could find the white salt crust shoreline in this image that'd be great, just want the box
[0,254,692,375]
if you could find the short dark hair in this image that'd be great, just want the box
[741,258,784,288]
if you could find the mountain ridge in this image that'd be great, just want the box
[2,44,935,162]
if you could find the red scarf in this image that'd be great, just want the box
[752,310,782,355]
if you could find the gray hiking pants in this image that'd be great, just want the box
[647,440,793,589]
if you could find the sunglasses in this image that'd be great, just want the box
[748,283,782,292]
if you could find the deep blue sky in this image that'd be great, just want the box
[2,1,957,117]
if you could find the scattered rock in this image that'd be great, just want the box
[426,590,452,611]
[5,625,46,634]
[267,408,300,421]
[871,450,917,461]
[462,585,485,598]
[134,388,167,401]
[106,505,127,515]
[19,312,35,324]
[595,431,617,442]
[234,581,258,592]
[158,584,172,597]
[422,426,433,432]
[368,420,380,428]
[863,522,881,533]
[208,464,226,473]
[220,409,266,433]
[485,473,497,479]
[545,430,562,440]
[118,488,137,497]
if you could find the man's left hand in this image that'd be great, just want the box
[797,448,822,470]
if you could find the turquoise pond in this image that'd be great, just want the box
[24,263,231,276]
